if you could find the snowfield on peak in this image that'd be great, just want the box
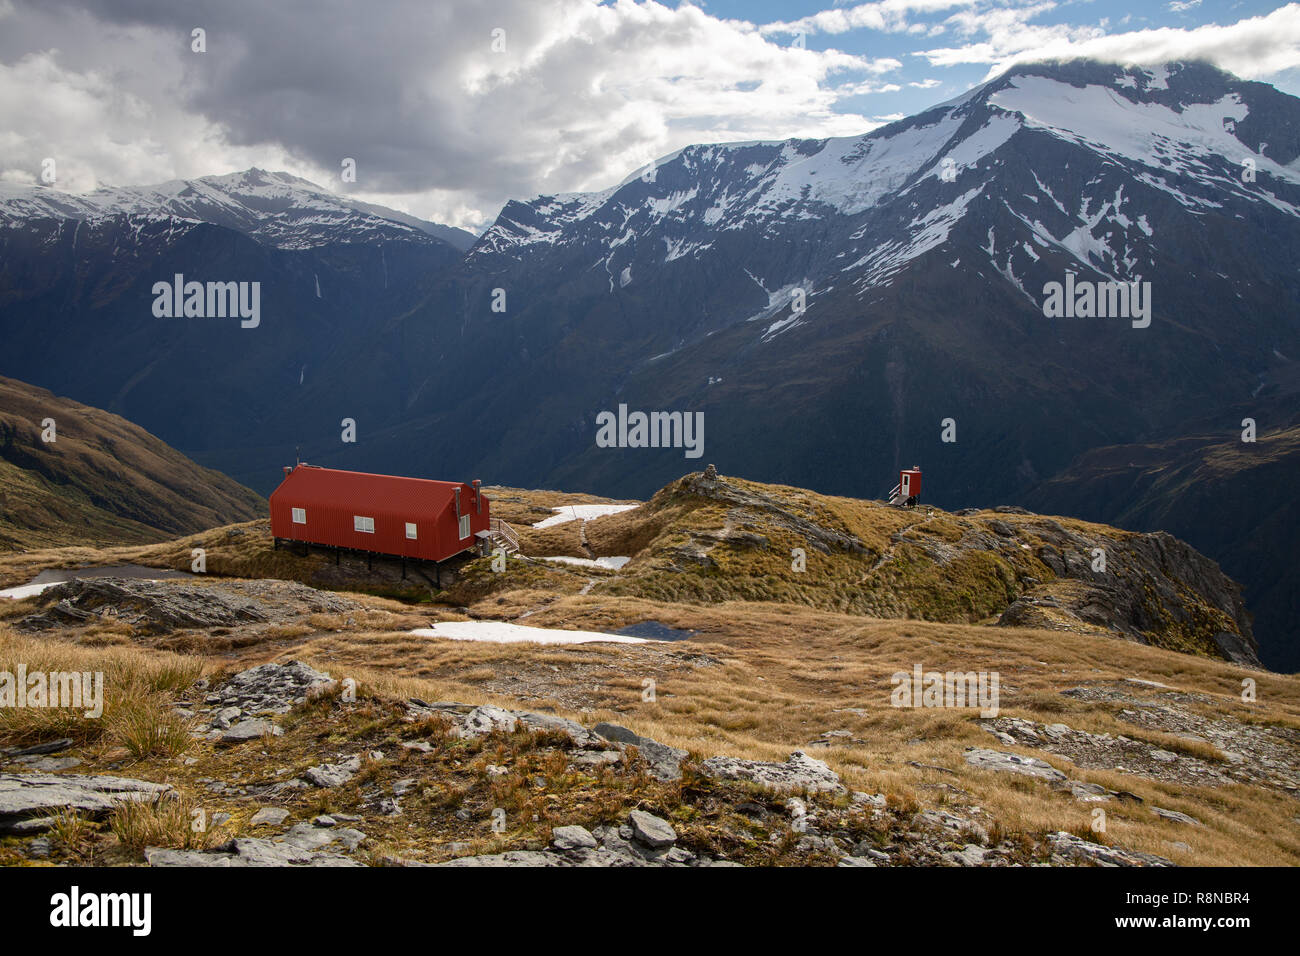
[0,169,472,250]
[990,76,1300,212]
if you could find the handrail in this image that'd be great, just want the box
[490,517,521,552]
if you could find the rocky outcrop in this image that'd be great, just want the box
[994,525,1258,666]
[18,577,356,635]
[211,661,336,715]
[436,810,720,867]
[614,472,1259,667]
[592,722,687,781]
[978,715,1232,788]
[146,821,365,867]
[700,750,846,794]
[1047,831,1174,867]
[963,748,1067,783]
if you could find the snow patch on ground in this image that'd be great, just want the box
[540,555,631,570]
[410,621,650,645]
[0,582,58,600]
[532,504,638,528]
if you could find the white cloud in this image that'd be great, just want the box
[918,2,1300,81]
[0,0,909,229]
[762,0,977,37]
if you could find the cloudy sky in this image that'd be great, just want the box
[3,0,1299,231]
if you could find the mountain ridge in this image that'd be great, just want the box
[0,57,1296,665]
[0,168,477,252]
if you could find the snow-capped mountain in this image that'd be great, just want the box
[470,59,1299,347]
[359,61,1285,495]
[0,171,468,480]
[0,168,476,251]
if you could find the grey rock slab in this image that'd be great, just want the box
[453,705,518,738]
[6,815,56,834]
[211,706,242,729]
[1152,806,1201,826]
[145,837,362,867]
[1048,831,1174,867]
[218,719,281,745]
[1067,781,1119,802]
[516,712,601,747]
[249,807,290,827]
[280,821,366,852]
[552,825,599,851]
[592,722,687,781]
[5,738,74,758]
[701,750,846,794]
[628,810,677,849]
[0,772,172,822]
[964,748,1068,782]
[943,844,990,866]
[629,739,688,782]
[216,661,336,715]
[592,722,641,745]
[436,849,643,867]
[303,755,362,788]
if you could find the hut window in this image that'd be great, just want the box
[405,522,418,539]
[458,515,471,539]
[291,507,306,524]
[354,515,375,533]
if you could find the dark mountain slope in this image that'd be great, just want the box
[0,375,264,549]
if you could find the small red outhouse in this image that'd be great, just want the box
[269,464,491,562]
[888,466,922,505]
[899,466,922,503]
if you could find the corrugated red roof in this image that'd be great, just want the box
[271,466,464,520]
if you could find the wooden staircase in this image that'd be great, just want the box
[487,517,521,554]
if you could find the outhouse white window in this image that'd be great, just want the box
[354,515,375,533]
[405,522,418,539]
[291,507,306,524]
[458,515,471,539]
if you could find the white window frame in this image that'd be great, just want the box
[291,507,306,524]
[405,522,418,540]
[354,515,375,534]
[458,514,471,540]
